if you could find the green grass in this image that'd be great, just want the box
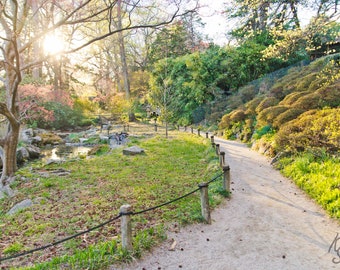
[278,153,340,219]
[0,127,224,269]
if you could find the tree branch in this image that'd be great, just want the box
[21,5,197,71]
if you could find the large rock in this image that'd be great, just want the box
[16,147,30,164]
[7,199,33,215]
[123,146,145,155]
[21,128,34,143]
[25,145,41,159]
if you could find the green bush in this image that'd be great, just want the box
[281,154,340,219]
[41,102,86,130]
[252,125,273,140]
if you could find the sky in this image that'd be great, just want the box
[197,0,230,45]
[195,0,327,46]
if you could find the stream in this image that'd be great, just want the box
[40,144,93,161]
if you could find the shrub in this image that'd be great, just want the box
[257,105,288,127]
[275,108,340,153]
[292,92,321,110]
[316,82,340,108]
[279,91,310,106]
[219,114,232,129]
[229,109,247,122]
[273,108,305,128]
[239,119,254,142]
[252,125,273,140]
[245,96,263,115]
[40,102,85,130]
[295,73,318,92]
[255,97,279,114]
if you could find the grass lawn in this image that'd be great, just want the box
[0,124,226,269]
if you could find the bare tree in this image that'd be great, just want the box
[0,0,198,187]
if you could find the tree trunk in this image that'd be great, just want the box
[1,123,20,186]
[0,37,22,186]
[117,0,131,100]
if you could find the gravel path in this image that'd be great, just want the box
[115,138,339,270]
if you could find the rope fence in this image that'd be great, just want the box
[0,126,231,264]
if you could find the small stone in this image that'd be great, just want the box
[7,199,33,215]
[123,146,145,155]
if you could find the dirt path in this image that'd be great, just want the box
[115,138,339,270]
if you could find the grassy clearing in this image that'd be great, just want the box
[0,125,225,269]
[277,152,340,219]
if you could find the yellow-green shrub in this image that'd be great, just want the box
[245,96,263,115]
[273,108,305,128]
[255,97,279,113]
[279,91,310,106]
[257,105,288,127]
[275,108,340,153]
[229,109,247,122]
[292,92,321,110]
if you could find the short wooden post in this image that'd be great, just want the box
[210,135,214,144]
[184,126,187,131]
[198,183,211,224]
[191,127,193,133]
[220,151,225,167]
[154,124,157,132]
[120,204,133,251]
[198,129,200,136]
[215,144,220,155]
[222,165,231,192]
[178,125,180,131]
[206,132,209,139]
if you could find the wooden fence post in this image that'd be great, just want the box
[198,129,200,136]
[210,135,214,144]
[120,204,133,251]
[215,144,220,155]
[191,127,193,133]
[206,132,209,139]
[220,151,225,167]
[222,165,231,192]
[198,183,211,224]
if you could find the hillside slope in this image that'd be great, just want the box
[219,53,340,156]
[218,53,340,220]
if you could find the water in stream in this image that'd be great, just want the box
[41,145,93,161]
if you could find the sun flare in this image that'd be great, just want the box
[43,35,65,55]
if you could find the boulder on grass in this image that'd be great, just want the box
[7,199,33,215]
[123,146,145,155]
